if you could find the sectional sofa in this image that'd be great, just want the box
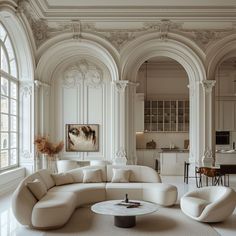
[12,165,178,229]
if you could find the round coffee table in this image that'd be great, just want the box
[91,200,158,228]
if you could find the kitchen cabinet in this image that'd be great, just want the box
[215,100,235,131]
[135,93,144,132]
[216,153,236,164]
[136,149,159,170]
[144,100,189,132]
[160,152,189,175]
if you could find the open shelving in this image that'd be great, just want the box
[144,100,189,132]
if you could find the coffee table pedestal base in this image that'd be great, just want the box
[114,216,136,228]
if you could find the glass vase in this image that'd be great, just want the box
[46,154,58,173]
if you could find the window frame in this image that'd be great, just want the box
[0,22,19,172]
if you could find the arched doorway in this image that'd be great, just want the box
[122,36,207,165]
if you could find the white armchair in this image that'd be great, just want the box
[180,186,236,222]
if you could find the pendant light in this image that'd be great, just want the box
[145,60,148,101]
[217,63,220,131]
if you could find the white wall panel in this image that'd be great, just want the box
[62,88,78,124]
[86,85,104,158]
[51,59,113,162]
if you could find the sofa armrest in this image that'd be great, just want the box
[11,179,38,226]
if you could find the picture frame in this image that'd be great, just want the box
[66,124,99,152]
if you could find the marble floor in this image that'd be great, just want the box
[0,175,235,236]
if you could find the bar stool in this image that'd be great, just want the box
[195,166,203,188]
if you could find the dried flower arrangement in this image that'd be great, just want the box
[34,136,64,158]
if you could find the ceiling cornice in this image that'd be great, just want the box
[26,0,236,21]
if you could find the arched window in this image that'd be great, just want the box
[0,22,18,171]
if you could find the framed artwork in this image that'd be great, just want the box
[66,124,99,152]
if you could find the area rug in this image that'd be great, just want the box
[39,204,219,236]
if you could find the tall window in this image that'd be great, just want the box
[0,22,18,171]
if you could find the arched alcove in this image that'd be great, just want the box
[35,39,120,162]
[121,35,207,164]
[36,39,119,84]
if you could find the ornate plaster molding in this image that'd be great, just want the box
[63,59,103,88]
[113,148,127,165]
[176,27,236,50]
[17,2,236,51]
[17,1,84,47]
[113,81,130,93]
[34,80,50,88]
[202,80,216,93]
[20,81,34,97]
[21,150,33,159]
[71,20,81,40]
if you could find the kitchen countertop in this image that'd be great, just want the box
[160,148,189,153]
[216,150,236,154]
[136,148,189,153]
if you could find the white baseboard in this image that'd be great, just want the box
[0,167,25,196]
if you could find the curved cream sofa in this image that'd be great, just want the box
[12,165,177,229]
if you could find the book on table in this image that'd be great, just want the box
[116,201,141,208]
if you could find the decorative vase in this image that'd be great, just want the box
[46,154,59,173]
[201,148,214,166]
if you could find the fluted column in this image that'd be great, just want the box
[126,82,139,164]
[19,81,34,174]
[34,80,51,136]
[113,81,129,164]
[201,80,216,165]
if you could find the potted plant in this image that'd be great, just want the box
[34,136,64,172]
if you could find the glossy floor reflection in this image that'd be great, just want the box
[0,175,235,236]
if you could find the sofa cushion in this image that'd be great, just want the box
[49,183,106,207]
[26,179,47,200]
[181,196,210,218]
[106,183,143,200]
[111,169,130,183]
[83,169,103,183]
[107,165,161,183]
[51,173,74,186]
[32,192,76,228]
[67,165,107,182]
[38,169,55,190]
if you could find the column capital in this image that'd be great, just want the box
[202,80,216,93]
[34,80,50,88]
[113,148,127,165]
[20,81,34,97]
[113,81,128,93]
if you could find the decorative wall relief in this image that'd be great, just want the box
[20,81,33,97]
[62,60,103,88]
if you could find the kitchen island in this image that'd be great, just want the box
[136,148,189,175]
[160,149,189,176]
[136,148,160,171]
[216,151,236,165]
